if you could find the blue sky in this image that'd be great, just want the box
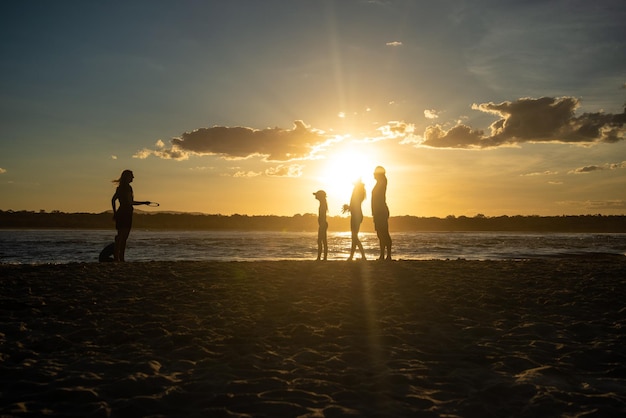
[1,0,625,216]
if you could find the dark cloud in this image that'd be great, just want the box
[135,121,328,162]
[423,124,485,148]
[420,97,625,149]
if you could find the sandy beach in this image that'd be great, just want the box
[1,258,625,417]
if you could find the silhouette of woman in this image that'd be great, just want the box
[313,190,328,261]
[342,179,366,261]
[111,170,150,262]
[372,166,392,260]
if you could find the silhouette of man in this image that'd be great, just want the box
[372,166,392,260]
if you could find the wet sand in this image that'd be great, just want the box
[1,258,625,417]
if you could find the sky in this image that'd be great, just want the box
[1,0,625,217]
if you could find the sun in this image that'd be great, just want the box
[317,145,377,213]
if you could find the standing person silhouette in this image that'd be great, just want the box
[372,166,392,260]
[342,179,367,261]
[111,170,150,262]
[313,190,328,261]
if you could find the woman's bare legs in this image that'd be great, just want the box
[348,230,366,261]
[114,228,130,262]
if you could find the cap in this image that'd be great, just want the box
[374,166,386,175]
[313,190,326,198]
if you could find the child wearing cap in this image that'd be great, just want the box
[313,190,328,261]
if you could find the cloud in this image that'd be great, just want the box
[521,171,558,177]
[422,124,486,149]
[417,97,625,149]
[585,200,626,210]
[189,166,216,172]
[378,121,415,140]
[557,200,626,210]
[609,161,626,170]
[228,164,303,178]
[386,41,403,47]
[135,120,329,162]
[233,170,262,178]
[134,144,189,160]
[0,168,6,174]
[265,164,304,177]
[569,161,626,174]
[570,165,604,174]
[424,109,440,119]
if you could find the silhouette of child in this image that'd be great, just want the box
[313,190,328,261]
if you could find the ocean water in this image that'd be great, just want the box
[1,229,626,264]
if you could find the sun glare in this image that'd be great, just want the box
[318,147,377,213]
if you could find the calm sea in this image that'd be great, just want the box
[1,229,626,264]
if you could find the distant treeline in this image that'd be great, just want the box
[1,210,626,232]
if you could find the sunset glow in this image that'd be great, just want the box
[1,1,624,217]
[317,146,377,209]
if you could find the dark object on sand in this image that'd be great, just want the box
[99,243,115,262]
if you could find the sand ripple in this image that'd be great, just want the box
[1,258,626,417]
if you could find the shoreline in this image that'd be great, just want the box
[2,259,626,417]
[1,251,624,266]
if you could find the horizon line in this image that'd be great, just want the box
[2,209,626,218]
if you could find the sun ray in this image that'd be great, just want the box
[316,143,377,214]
